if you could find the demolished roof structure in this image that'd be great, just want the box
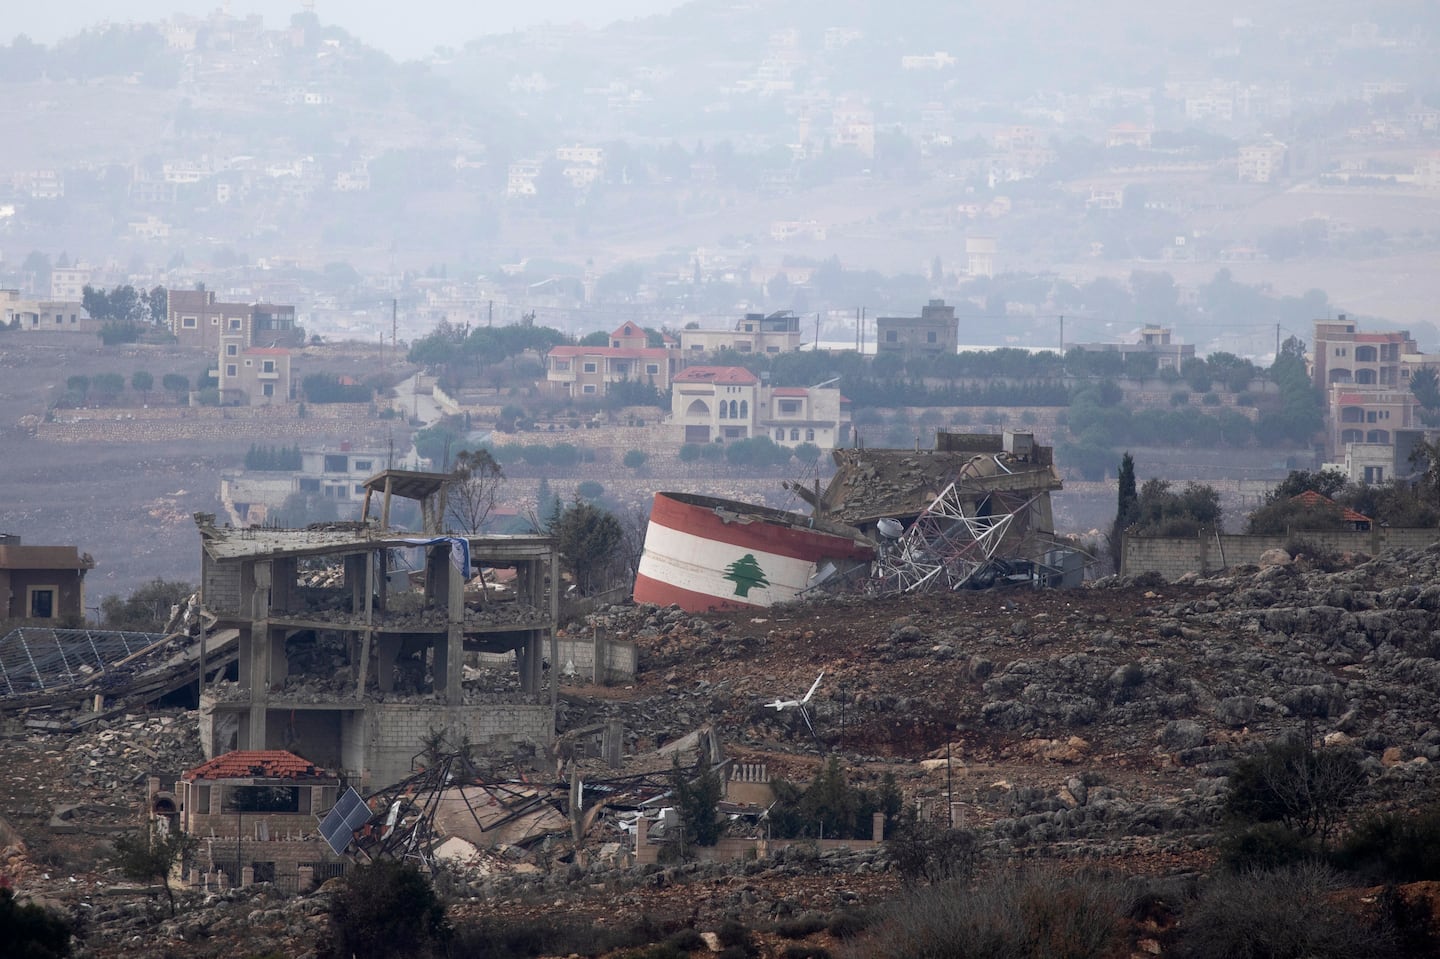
[794,431,1072,595]
[799,432,1062,533]
[0,595,236,726]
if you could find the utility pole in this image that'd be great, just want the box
[1276,322,1281,360]
[391,298,397,364]
[946,740,954,828]
[1059,314,1064,353]
[814,312,820,351]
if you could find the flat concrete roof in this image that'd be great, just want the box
[196,517,554,563]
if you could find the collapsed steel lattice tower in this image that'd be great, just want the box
[871,482,1048,593]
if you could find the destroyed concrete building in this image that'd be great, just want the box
[193,513,559,790]
[802,431,1073,592]
[803,431,1062,539]
[797,428,1076,593]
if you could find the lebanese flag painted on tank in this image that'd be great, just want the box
[632,492,873,612]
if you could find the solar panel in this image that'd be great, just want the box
[0,628,166,697]
[319,787,373,855]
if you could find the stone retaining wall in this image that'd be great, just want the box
[1122,527,1440,580]
[37,404,382,444]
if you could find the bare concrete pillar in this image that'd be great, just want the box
[297,865,314,893]
[635,814,652,865]
[872,811,885,843]
[444,550,464,704]
[375,634,402,693]
[248,560,273,750]
[345,553,367,613]
[603,720,623,768]
[241,865,254,887]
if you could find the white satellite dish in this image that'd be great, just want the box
[877,518,904,538]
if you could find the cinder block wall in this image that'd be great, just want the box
[554,637,638,682]
[365,702,551,788]
[1123,527,1440,580]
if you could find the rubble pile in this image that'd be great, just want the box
[272,596,545,630]
[61,712,205,792]
[9,546,1440,956]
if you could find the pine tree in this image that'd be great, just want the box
[1112,452,1138,573]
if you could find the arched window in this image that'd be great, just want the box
[775,429,784,440]
[1355,369,1377,385]
[790,429,800,441]
[739,400,748,418]
[1367,429,1389,444]
[806,429,815,441]
[686,399,710,417]
[1328,368,1352,383]
[729,400,739,419]
[1340,428,1363,444]
[1355,345,1378,363]
[719,402,728,419]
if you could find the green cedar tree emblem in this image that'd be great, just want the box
[723,553,771,597]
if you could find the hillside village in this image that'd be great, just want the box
[4,2,1440,957]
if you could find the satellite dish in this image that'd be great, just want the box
[877,518,904,538]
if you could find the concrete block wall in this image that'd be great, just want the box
[554,636,638,682]
[1123,527,1440,581]
[203,562,242,616]
[364,702,551,789]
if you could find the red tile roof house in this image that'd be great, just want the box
[154,749,347,891]
[1288,491,1373,531]
[544,322,677,397]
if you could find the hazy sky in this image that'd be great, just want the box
[9,1,687,59]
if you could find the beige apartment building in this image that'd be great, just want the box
[670,365,850,449]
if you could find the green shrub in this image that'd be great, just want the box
[1219,822,1318,873]
[781,947,831,959]
[1225,738,1365,850]
[1333,803,1440,883]
[0,886,73,958]
[1174,864,1380,959]
[665,928,707,952]
[716,919,757,956]
[826,910,872,940]
[850,869,1126,959]
[885,821,979,885]
[320,859,450,959]
[775,913,829,939]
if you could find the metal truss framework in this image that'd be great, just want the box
[871,481,1047,595]
[0,628,166,697]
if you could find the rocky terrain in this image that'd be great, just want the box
[5,546,1440,956]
